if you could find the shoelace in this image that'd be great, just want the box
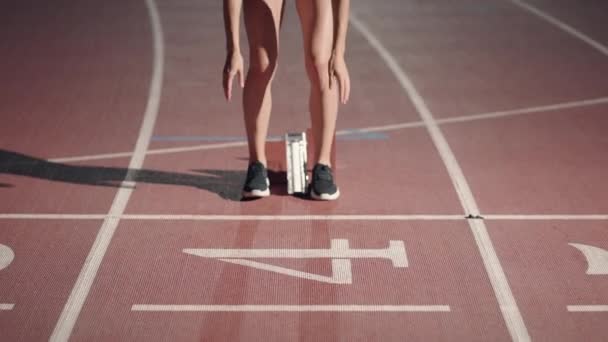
[247,163,265,181]
[315,165,333,181]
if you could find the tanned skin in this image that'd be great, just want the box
[223,0,350,168]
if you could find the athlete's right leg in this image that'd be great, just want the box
[243,0,284,167]
[241,0,284,198]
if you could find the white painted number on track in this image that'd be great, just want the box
[0,244,15,271]
[183,239,408,284]
[569,243,608,275]
[0,244,16,311]
[567,243,608,313]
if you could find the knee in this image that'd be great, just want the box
[305,52,331,91]
[249,49,278,77]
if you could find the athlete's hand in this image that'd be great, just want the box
[329,52,350,104]
[223,51,245,101]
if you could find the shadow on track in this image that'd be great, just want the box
[0,149,253,201]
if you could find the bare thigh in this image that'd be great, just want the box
[295,0,335,87]
[243,0,285,73]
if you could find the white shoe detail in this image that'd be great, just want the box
[242,178,270,198]
[311,188,340,201]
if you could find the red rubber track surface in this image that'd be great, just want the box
[1,0,607,341]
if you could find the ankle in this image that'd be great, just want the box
[315,159,331,168]
[250,158,267,167]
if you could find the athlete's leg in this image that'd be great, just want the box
[295,0,338,167]
[243,0,285,166]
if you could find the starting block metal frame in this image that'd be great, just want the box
[285,132,308,194]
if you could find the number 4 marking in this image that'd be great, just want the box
[183,239,408,284]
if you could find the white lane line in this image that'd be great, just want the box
[484,215,608,220]
[45,95,608,164]
[48,140,249,163]
[0,304,15,311]
[510,0,608,57]
[350,12,530,342]
[131,304,451,312]
[0,214,465,220]
[3,213,608,221]
[121,214,463,220]
[567,305,608,312]
[50,1,165,341]
[336,121,425,134]
[436,97,608,125]
[0,214,107,220]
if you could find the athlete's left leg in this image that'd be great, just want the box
[296,0,341,200]
[295,0,338,167]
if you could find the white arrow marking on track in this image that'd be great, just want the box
[183,239,407,284]
[569,243,608,275]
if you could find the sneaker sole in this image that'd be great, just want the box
[310,188,340,201]
[242,178,270,198]
[242,188,270,198]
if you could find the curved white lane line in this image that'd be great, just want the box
[510,0,608,57]
[50,1,165,340]
[349,12,530,342]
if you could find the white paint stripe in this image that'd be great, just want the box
[349,13,530,342]
[50,1,164,340]
[48,141,249,163]
[0,214,107,220]
[184,241,406,262]
[0,304,15,311]
[510,0,608,57]
[131,305,451,312]
[567,305,608,312]
[122,214,462,221]
[437,97,608,125]
[0,214,463,220]
[336,121,425,135]
[484,215,608,220]
[217,258,353,284]
[46,95,608,164]
[49,151,134,163]
[3,213,608,221]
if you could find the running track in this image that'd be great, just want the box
[1,0,608,341]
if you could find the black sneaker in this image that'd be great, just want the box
[242,161,270,198]
[310,163,340,201]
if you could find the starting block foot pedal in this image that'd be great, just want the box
[285,132,308,194]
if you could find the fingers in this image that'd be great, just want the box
[223,70,234,101]
[238,68,245,88]
[343,73,351,104]
[222,52,244,101]
[223,66,244,101]
[334,70,350,104]
[340,74,346,104]
[328,56,350,104]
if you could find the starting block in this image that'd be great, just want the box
[266,128,336,195]
[285,132,308,194]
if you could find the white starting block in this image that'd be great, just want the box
[285,132,308,194]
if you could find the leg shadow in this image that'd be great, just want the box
[0,149,246,201]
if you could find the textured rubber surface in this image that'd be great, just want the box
[2,0,608,341]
